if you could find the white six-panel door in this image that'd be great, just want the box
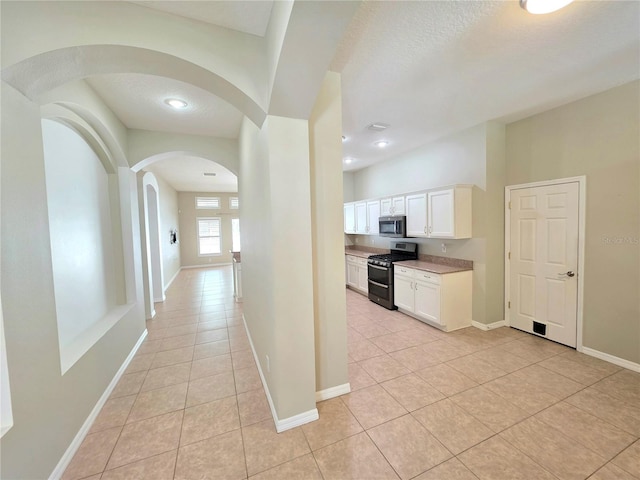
[509,182,580,347]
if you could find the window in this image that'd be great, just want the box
[229,197,239,209]
[196,196,220,209]
[232,218,241,252]
[197,217,221,255]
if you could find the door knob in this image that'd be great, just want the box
[565,271,575,277]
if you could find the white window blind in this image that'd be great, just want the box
[197,217,221,255]
[229,197,239,209]
[196,196,220,209]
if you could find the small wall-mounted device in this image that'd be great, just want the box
[170,229,178,245]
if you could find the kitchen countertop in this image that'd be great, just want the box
[394,259,472,274]
[345,247,473,274]
[344,247,380,258]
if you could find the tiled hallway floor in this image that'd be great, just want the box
[63,266,640,480]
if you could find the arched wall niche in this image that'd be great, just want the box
[40,118,130,374]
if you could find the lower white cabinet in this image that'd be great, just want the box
[394,265,471,331]
[346,255,369,294]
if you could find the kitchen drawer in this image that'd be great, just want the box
[346,255,357,263]
[416,271,441,285]
[394,266,415,278]
[357,257,368,267]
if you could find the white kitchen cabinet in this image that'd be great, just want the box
[405,193,428,237]
[393,267,414,311]
[366,200,380,235]
[355,202,367,234]
[345,255,369,295]
[394,265,471,331]
[348,200,380,235]
[344,203,355,234]
[427,186,472,239]
[381,196,405,216]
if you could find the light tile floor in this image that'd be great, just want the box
[63,266,640,480]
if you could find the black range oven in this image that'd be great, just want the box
[367,241,418,309]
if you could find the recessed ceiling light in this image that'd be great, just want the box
[164,98,188,109]
[344,157,356,164]
[519,0,574,14]
[367,123,389,131]
[203,172,217,176]
[342,135,347,142]
[374,140,389,148]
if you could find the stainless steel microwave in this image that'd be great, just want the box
[379,216,406,238]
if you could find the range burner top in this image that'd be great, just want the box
[367,242,418,267]
[368,253,413,266]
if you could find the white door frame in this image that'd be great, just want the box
[504,176,586,351]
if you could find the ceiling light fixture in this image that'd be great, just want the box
[164,98,188,109]
[368,123,389,131]
[342,135,347,142]
[519,0,574,14]
[374,140,389,148]
[344,157,355,164]
[203,172,217,176]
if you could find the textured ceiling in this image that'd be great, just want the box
[130,1,274,36]
[144,155,238,193]
[335,0,640,171]
[84,0,639,183]
[87,73,243,138]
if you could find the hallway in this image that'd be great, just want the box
[62,267,639,480]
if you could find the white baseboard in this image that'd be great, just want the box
[472,320,506,331]
[164,267,182,292]
[181,263,232,269]
[276,409,319,432]
[242,314,318,433]
[146,309,156,320]
[49,329,148,480]
[581,346,640,373]
[316,383,351,402]
[153,296,165,303]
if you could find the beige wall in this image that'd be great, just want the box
[156,175,181,287]
[1,82,146,479]
[178,192,239,267]
[309,72,349,394]
[239,115,317,421]
[350,123,506,324]
[506,80,640,364]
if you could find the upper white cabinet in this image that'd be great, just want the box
[406,193,428,237]
[349,200,380,235]
[428,186,472,239]
[380,196,405,216]
[344,203,355,234]
[366,201,380,235]
[344,185,472,238]
[355,202,367,234]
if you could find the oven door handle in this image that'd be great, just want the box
[368,279,389,289]
[368,264,388,271]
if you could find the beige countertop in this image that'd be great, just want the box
[345,248,473,274]
[344,248,375,258]
[393,259,473,274]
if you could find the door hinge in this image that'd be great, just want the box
[508,201,511,209]
[508,252,511,260]
[508,301,511,309]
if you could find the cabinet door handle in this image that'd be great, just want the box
[423,226,427,234]
[415,283,418,291]
[428,225,432,234]
[410,282,413,290]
